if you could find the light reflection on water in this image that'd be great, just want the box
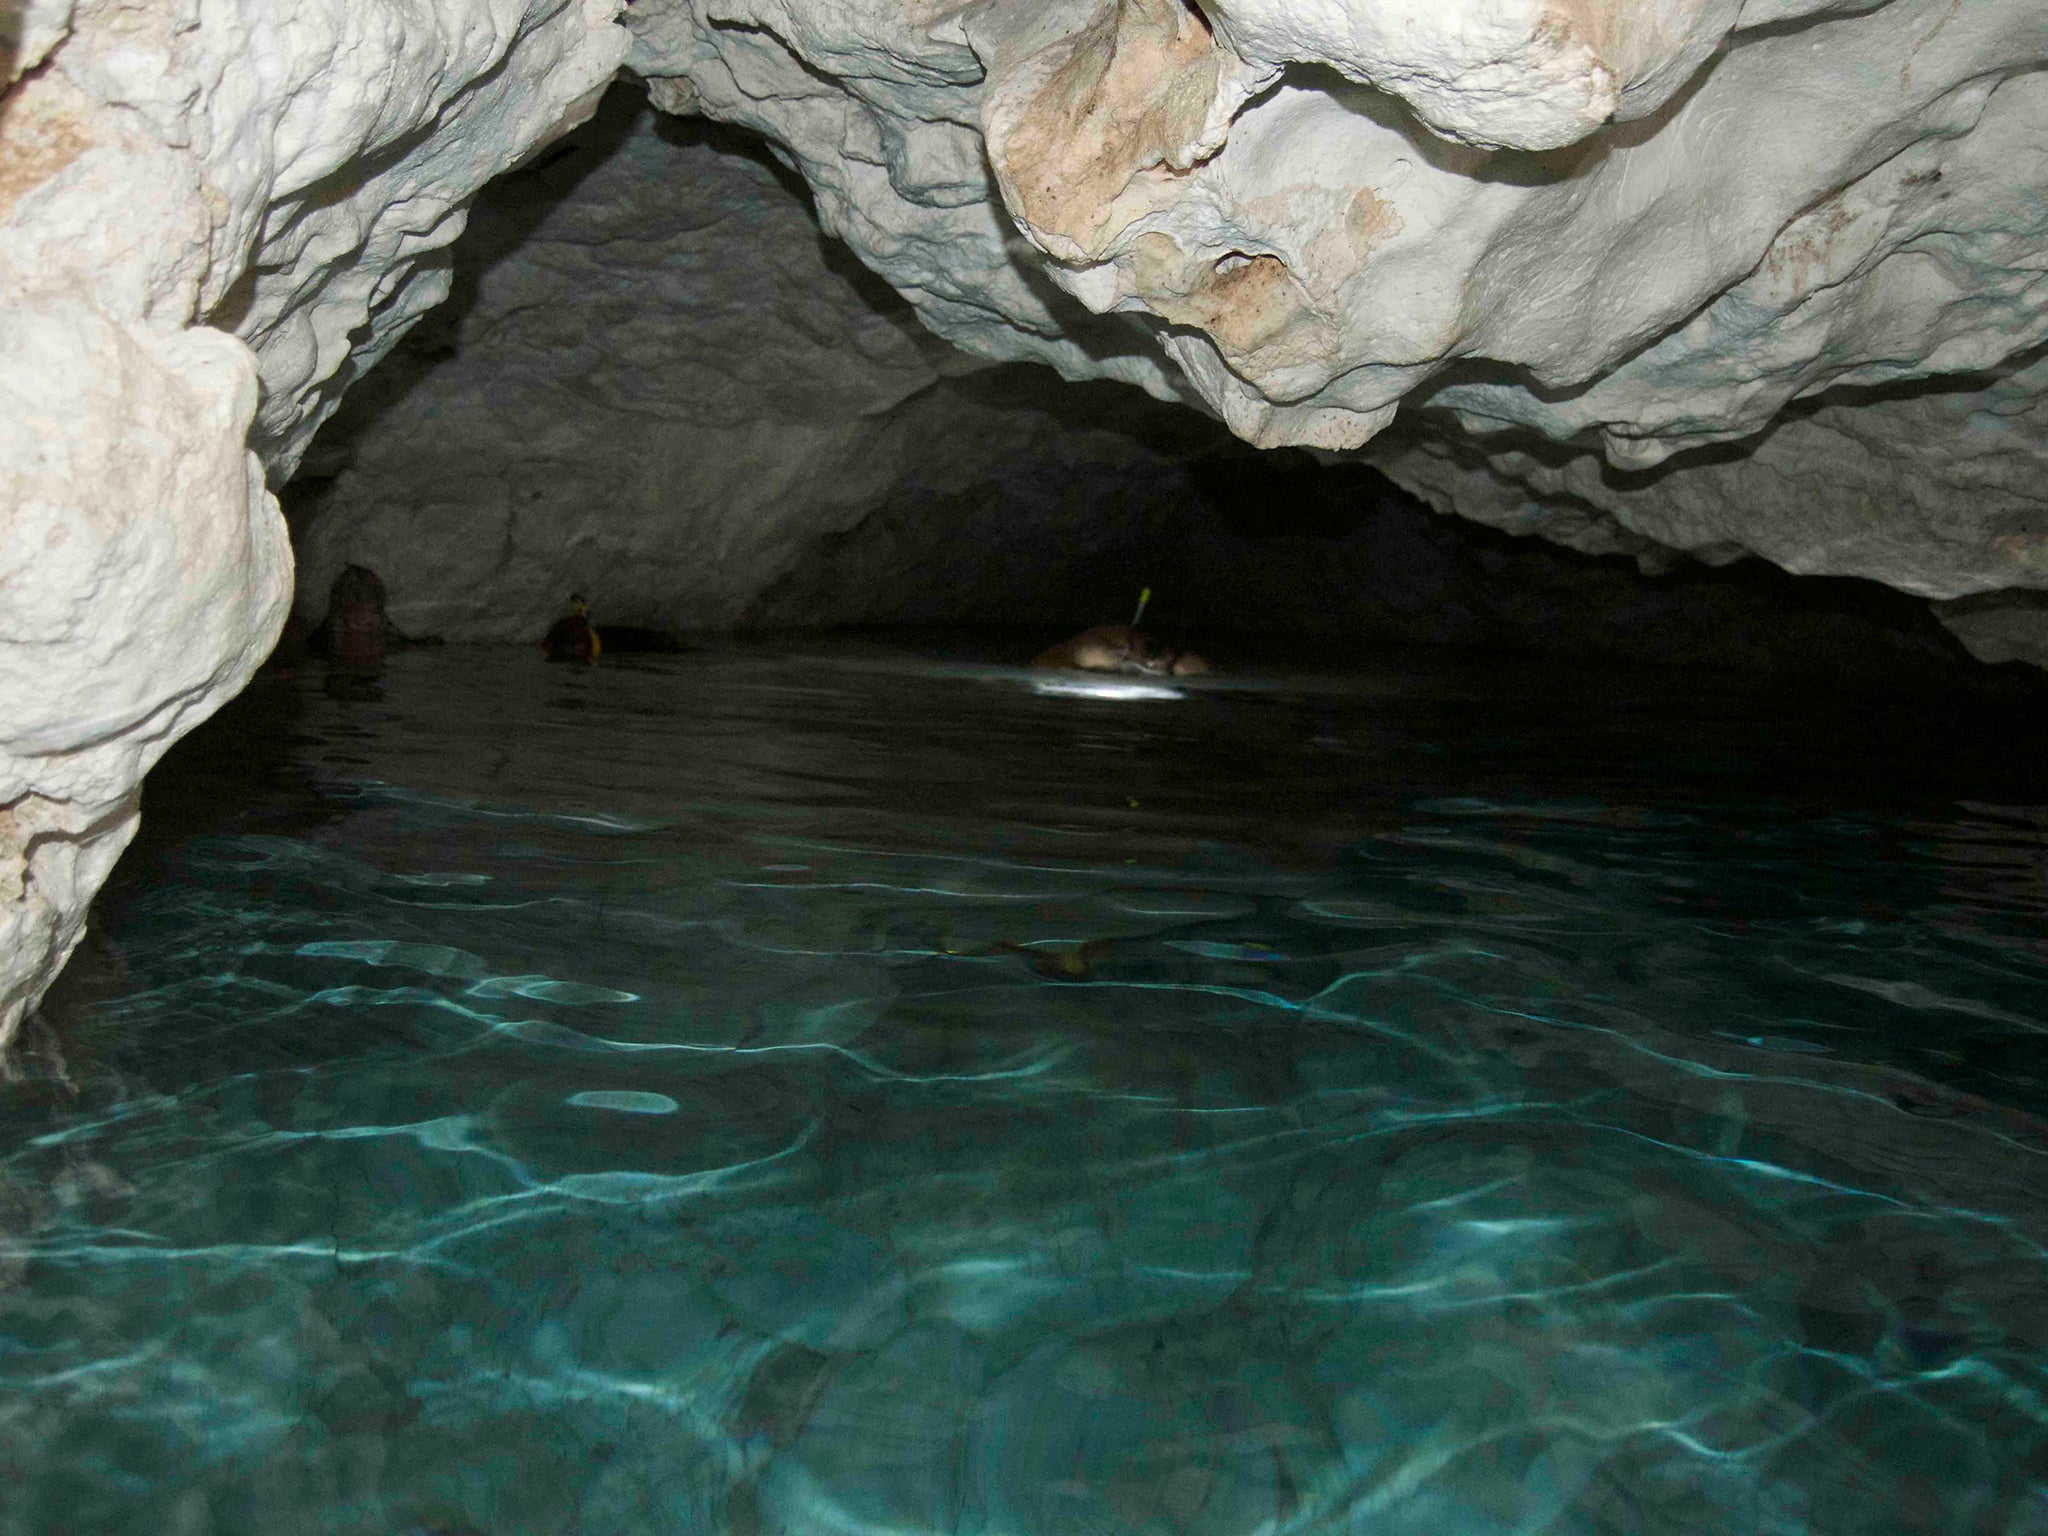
[4,643,2048,1535]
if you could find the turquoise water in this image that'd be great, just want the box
[5,644,2048,1534]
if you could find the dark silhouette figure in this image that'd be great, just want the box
[310,564,424,699]
[314,565,405,670]
[541,594,601,663]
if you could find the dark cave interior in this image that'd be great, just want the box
[273,80,2041,695]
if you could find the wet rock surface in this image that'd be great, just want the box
[629,0,2048,617]
[0,0,624,1040]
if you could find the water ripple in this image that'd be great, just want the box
[5,649,2048,1534]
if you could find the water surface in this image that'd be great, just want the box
[5,643,2047,1534]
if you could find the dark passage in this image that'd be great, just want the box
[276,80,2013,685]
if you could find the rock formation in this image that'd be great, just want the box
[287,84,1969,684]
[287,92,970,641]
[626,0,2048,614]
[6,0,2048,1038]
[0,0,624,1046]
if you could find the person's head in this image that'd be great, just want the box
[1121,629,1177,675]
[330,564,388,612]
[569,593,590,617]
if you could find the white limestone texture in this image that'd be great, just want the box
[627,0,2048,610]
[0,0,626,1045]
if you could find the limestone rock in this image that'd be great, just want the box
[1932,591,2048,671]
[0,300,285,1053]
[290,94,1976,683]
[625,0,1189,403]
[628,0,2048,600]
[0,0,626,1044]
[0,0,75,88]
[1368,350,2048,597]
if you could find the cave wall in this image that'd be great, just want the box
[627,0,2048,631]
[288,92,1035,641]
[308,0,2048,659]
[287,88,1243,644]
[286,94,1983,680]
[0,0,624,1046]
[748,389,1985,681]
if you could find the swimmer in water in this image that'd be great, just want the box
[1031,625,1210,675]
[541,594,601,663]
[1032,588,1211,677]
[316,564,400,670]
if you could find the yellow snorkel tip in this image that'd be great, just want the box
[1131,586,1152,627]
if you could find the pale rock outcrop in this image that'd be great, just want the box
[0,0,625,1044]
[0,306,279,1055]
[627,0,1190,404]
[1371,347,2048,595]
[627,0,2048,620]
